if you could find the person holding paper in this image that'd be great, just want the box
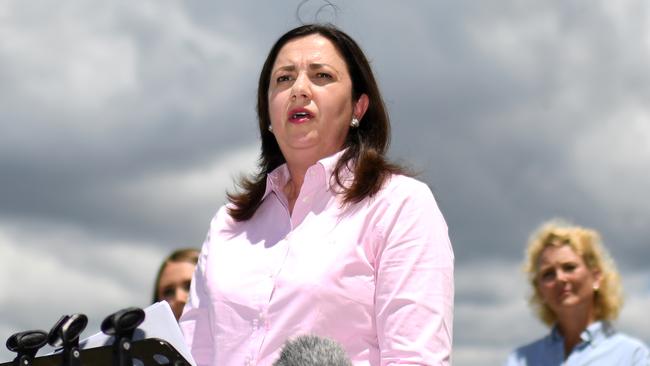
[153,248,199,321]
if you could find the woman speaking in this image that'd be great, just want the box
[180,24,454,366]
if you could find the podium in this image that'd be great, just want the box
[0,338,190,366]
[2,303,194,366]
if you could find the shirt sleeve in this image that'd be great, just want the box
[179,225,215,366]
[373,179,454,365]
[631,341,650,366]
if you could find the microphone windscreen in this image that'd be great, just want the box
[272,334,352,366]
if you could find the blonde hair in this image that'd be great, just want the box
[524,220,623,326]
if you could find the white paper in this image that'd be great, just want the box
[77,302,196,366]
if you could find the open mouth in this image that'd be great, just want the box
[288,109,313,123]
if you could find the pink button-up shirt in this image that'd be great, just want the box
[180,151,454,366]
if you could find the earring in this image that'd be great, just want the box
[350,117,360,128]
[268,125,273,132]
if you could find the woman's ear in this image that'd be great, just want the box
[353,93,369,120]
[592,270,603,291]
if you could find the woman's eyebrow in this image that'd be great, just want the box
[273,65,296,73]
[272,63,340,77]
[308,62,333,69]
[309,63,341,77]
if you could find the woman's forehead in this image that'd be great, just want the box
[537,244,581,266]
[273,34,345,68]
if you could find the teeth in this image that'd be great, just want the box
[292,112,308,119]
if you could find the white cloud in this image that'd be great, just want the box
[618,270,650,341]
[571,105,650,228]
[0,144,258,360]
[112,142,259,227]
[0,219,165,360]
[466,3,560,80]
[0,0,254,136]
[453,345,513,366]
[121,142,259,201]
[0,2,137,110]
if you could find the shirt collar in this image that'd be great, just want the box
[548,320,612,347]
[581,320,613,347]
[263,163,290,200]
[262,149,350,200]
[549,325,563,343]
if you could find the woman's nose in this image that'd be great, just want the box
[171,286,189,303]
[291,73,311,101]
[177,287,189,302]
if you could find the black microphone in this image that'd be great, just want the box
[272,334,352,366]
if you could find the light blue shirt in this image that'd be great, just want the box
[505,321,650,365]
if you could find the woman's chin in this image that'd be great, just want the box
[551,297,591,314]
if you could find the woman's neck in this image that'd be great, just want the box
[556,307,596,358]
[281,147,343,214]
[283,157,315,214]
[283,175,303,214]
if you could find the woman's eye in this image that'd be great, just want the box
[182,280,191,292]
[540,270,555,281]
[316,72,332,79]
[563,263,577,272]
[162,287,175,299]
[276,75,292,83]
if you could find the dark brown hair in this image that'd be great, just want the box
[152,248,199,303]
[228,24,405,221]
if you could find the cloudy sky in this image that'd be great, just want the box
[1,1,649,364]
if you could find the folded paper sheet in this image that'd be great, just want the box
[78,301,196,366]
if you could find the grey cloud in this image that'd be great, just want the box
[1,1,649,365]
[0,0,260,246]
[358,0,650,265]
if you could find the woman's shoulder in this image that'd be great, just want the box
[609,330,650,351]
[380,174,434,200]
[209,203,238,229]
[370,174,447,220]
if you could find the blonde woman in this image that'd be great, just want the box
[506,220,649,365]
